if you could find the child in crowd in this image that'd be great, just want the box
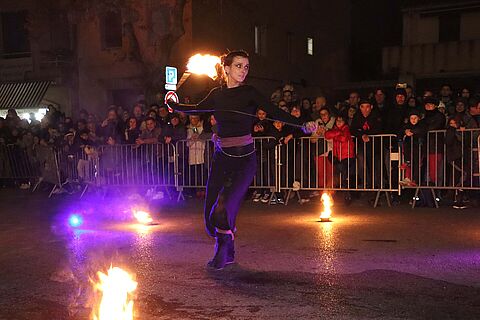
[252,108,273,203]
[400,110,426,187]
[325,115,356,204]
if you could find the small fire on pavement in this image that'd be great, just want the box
[91,266,137,320]
[320,192,333,222]
[133,210,154,225]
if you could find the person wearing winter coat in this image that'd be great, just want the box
[325,115,356,204]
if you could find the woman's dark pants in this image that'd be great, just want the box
[204,145,257,237]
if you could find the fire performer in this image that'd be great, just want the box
[171,50,316,270]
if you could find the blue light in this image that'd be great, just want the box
[68,214,83,228]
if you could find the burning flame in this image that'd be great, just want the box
[186,54,221,79]
[320,192,333,221]
[92,266,137,320]
[133,210,153,225]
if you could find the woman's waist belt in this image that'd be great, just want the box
[214,134,253,148]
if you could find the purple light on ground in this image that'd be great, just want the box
[68,214,83,228]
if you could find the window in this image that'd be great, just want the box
[101,11,123,49]
[1,11,30,58]
[254,25,267,56]
[307,37,314,55]
[438,13,460,42]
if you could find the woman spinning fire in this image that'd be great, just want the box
[172,50,316,270]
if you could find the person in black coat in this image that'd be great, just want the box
[421,97,446,185]
[350,99,383,189]
[400,109,426,186]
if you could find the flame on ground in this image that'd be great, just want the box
[320,192,333,220]
[92,266,137,320]
[186,54,221,79]
[133,210,153,225]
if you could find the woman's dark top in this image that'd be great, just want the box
[175,85,303,138]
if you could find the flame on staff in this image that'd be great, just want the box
[186,54,221,79]
[133,210,153,225]
[177,54,221,89]
[320,192,333,222]
[92,266,137,320]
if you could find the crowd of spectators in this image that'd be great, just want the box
[1,82,479,207]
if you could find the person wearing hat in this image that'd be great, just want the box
[399,109,426,187]
[350,99,383,190]
[162,112,187,145]
[421,96,446,186]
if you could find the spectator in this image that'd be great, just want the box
[406,85,414,99]
[406,96,423,118]
[345,91,360,112]
[136,117,161,145]
[311,96,327,120]
[346,106,356,126]
[270,87,283,105]
[157,105,171,129]
[100,107,122,141]
[132,104,145,123]
[453,98,468,125]
[278,99,289,113]
[252,108,271,137]
[79,109,89,121]
[462,99,480,207]
[301,98,312,117]
[282,89,294,108]
[445,117,466,208]
[439,84,454,116]
[373,88,389,116]
[124,117,140,144]
[459,87,470,100]
[463,98,480,131]
[350,99,383,189]
[325,115,356,204]
[101,136,120,184]
[311,107,336,189]
[252,108,273,203]
[267,120,291,204]
[186,115,207,197]
[421,97,446,185]
[74,129,97,182]
[162,113,187,145]
[383,88,407,135]
[146,109,158,120]
[400,109,426,187]
[28,113,40,126]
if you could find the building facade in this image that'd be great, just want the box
[0,0,351,117]
[382,0,480,91]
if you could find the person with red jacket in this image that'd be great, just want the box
[325,115,356,204]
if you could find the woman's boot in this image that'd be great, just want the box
[207,232,233,270]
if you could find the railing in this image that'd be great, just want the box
[399,128,480,208]
[1,130,479,206]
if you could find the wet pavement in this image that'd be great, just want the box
[0,189,480,319]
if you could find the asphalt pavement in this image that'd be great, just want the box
[0,189,479,319]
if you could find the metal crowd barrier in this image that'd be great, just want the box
[274,135,399,206]
[2,131,480,205]
[51,143,177,198]
[399,128,480,208]
[0,144,40,182]
[172,135,400,206]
